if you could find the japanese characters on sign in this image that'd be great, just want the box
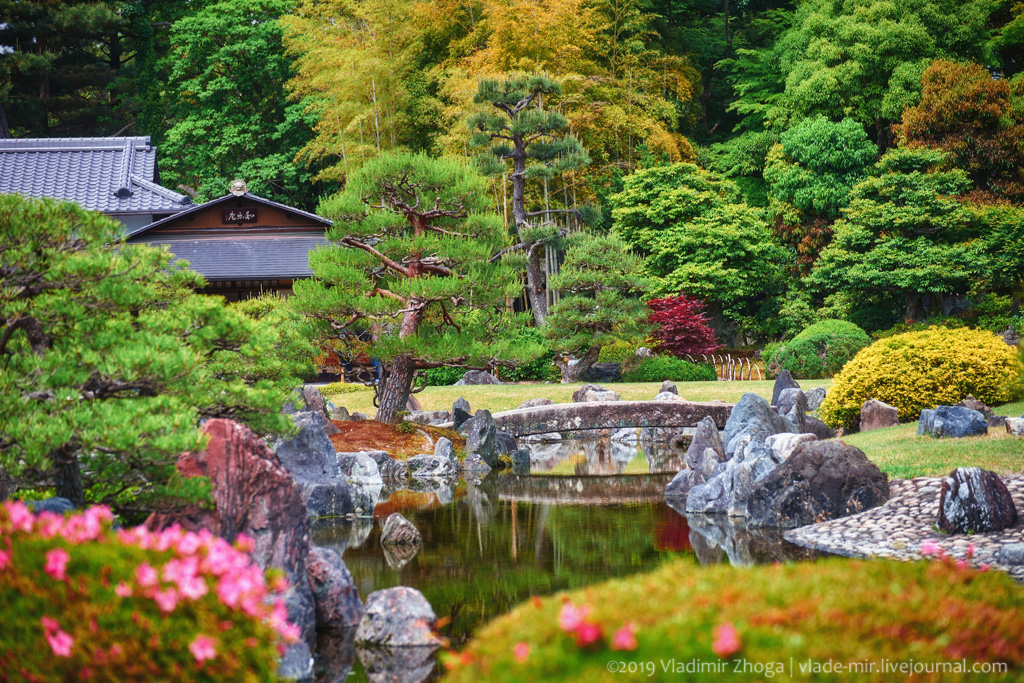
[221,208,258,224]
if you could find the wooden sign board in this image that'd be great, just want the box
[222,208,258,224]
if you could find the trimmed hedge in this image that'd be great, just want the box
[819,326,1023,431]
[620,356,717,383]
[767,319,871,379]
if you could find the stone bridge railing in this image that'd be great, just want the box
[491,400,733,438]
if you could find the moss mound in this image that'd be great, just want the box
[818,327,1022,431]
[443,557,1024,682]
[767,319,871,379]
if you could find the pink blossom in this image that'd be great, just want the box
[558,602,590,632]
[956,559,969,571]
[136,562,158,587]
[980,563,990,572]
[6,501,34,533]
[176,532,202,556]
[45,629,74,657]
[277,621,301,643]
[36,513,63,539]
[234,533,254,552]
[44,548,70,581]
[966,543,976,559]
[611,623,638,651]
[153,587,179,613]
[573,622,603,647]
[41,616,60,633]
[712,623,741,658]
[114,581,132,598]
[188,634,217,664]
[178,574,209,601]
[920,540,943,556]
[513,642,530,662]
[0,545,11,571]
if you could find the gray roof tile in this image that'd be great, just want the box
[0,136,192,214]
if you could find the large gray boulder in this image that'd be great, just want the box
[765,432,817,461]
[654,391,684,402]
[803,415,836,440]
[805,387,827,412]
[572,383,621,402]
[747,441,890,528]
[301,386,340,435]
[451,397,473,431]
[581,362,621,383]
[306,546,363,630]
[685,439,781,517]
[660,380,678,396]
[359,450,409,482]
[771,370,801,406]
[665,416,725,498]
[937,467,1018,535]
[274,411,341,482]
[406,410,451,426]
[776,388,807,433]
[860,399,899,432]
[918,406,987,438]
[354,587,443,649]
[461,409,500,468]
[380,513,422,546]
[723,393,796,457]
[454,370,503,385]
[337,452,383,485]
[434,437,458,468]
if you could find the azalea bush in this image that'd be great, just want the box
[0,502,298,681]
[443,555,1024,682]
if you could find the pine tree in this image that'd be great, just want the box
[0,196,308,510]
[544,233,649,382]
[468,73,591,325]
[292,151,536,423]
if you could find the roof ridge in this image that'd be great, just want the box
[130,174,191,205]
[0,136,152,152]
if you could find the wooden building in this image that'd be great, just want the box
[126,183,333,301]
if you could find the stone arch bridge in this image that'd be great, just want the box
[491,400,733,438]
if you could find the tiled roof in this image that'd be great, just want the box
[0,136,192,215]
[135,236,331,280]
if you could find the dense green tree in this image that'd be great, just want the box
[898,59,1024,202]
[610,163,787,341]
[809,148,986,320]
[468,73,591,325]
[764,116,876,272]
[291,152,535,423]
[160,0,324,208]
[732,0,990,147]
[0,195,305,510]
[544,233,649,381]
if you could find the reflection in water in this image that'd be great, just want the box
[523,435,688,475]
[313,474,821,682]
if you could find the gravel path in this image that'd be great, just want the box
[784,476,1024,582]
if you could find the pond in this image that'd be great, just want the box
[311,436,822,682]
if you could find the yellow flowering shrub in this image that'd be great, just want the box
[819,327,1023,431]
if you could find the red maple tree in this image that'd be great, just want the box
[647,295,720,357]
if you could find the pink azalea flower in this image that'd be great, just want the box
[513,642,530,662]
[114,581,132,598]
[979,563,990,572]
[0,547,11,571]
[45,629,74,657]
[188,634,217,664]
[920,540,942,556]
[136,562,158,587]
[41,616,60,633]
[44,548,70,581]
[611,623,638,651]
[558,602,589,632]
[712,623,741,658]
[966,544,976,559]
[234,533,254,552]
[153,587,179,613]
[178,575,209,601]
[7,501,34,532]
[574,622,603,647]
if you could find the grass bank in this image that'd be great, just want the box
[442,556,1023,682]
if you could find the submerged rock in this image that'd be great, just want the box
[380,512,422,546]
[462,409,499,468]
[406,454,458,479]
[306,545,363,630]
[354,587,443,649]
[665,416,725,498]
[937,467,1018,535]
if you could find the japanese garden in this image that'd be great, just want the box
[4,0,1024,680]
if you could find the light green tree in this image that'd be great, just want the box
[292,152,536,423]
[0,195,308,510]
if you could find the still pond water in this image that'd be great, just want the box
[310,437,821,682]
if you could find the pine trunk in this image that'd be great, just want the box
[375,354,416,424]
[557,344,601,383]
[511,140,548,326]
[51,446,84,507]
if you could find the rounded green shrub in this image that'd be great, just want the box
[0,502,296,681]
[420,366,467,386]
[499,327,557,382]
[597,339,648,363]
[621,356,717,383]
[819,326,1023,431]
[766,319,871,379]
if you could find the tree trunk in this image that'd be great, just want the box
[375,354,416,424]
[51,445,83,508]
[905,292,920,322]
[557,344,602,383]
[511,139,548,325]
[525,242,548,326]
